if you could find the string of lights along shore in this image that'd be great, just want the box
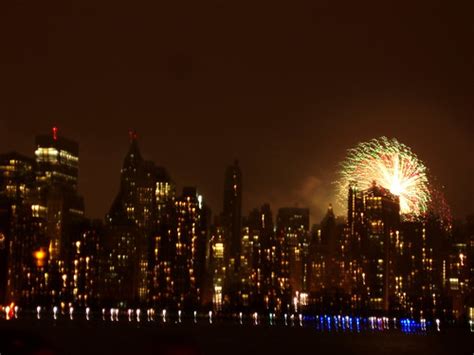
[0,127,472,329]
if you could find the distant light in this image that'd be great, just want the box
[52,126,58,141]
[33,249,46,267]
[53,306,58,320]
[5,306,10,320]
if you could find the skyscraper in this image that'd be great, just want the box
[150,167,176,308]
[0,153,35,304]
[104,132,155,306]
[35,127,79,192]
[174,187,202,310]
[222,160,242,265]
[347,182,400,312]
[276,207,310,311]
[34,128,85,305]
[208,225,226,311]
[103,132,193,308]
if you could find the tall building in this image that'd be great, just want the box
[222,160,242,265]
[150,167,176,308]
[246,204,280,312]
[103,133,155,306]
[33,128,85,305]
[276,207,310,311]
[70,220,101,308]
[308,206,350,313]
[0,153,36,304]
[396,220,442,318]
[174,187,203,310]
[208,226,226,311]
[347,182,400,312]
[35,127,79,192]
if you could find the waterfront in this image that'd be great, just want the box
[0,313,472,355]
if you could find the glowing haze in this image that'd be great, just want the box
[337,137,431,216]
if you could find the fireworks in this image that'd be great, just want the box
[337,137,431,216]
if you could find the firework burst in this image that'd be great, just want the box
[337,137,431,216]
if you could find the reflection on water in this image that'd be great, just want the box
[0,306,455,334]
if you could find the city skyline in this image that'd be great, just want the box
[0,126,472,225]
[1,2,473,353]
[0,124,471,346]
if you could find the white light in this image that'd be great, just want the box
[5,306,10,320]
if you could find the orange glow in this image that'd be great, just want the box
[34,249,46,267]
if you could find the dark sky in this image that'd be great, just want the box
[1,0,473,224]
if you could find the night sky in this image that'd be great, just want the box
[1,1,473,223]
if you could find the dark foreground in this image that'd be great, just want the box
[0,320,472,355]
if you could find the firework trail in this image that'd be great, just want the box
[337,137,432,217]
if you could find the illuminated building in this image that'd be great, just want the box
[34,128,85,305]
[222,160,242,267]
[70,220,101,308]
[238,225,254,308]
[0,153,37,304]
[103,132,155,306]
[35,127,79,192]
[173,187,202,310]
[150,167,176,308]
[208,226,226,311]
[102,132,211,310]
[441,217,471,320]
[276,207,310,312]
[246,204,279,311]
[308,206,350,313]
[394,217,452,318]
[196,202,211,305]
[347,182,400,312]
